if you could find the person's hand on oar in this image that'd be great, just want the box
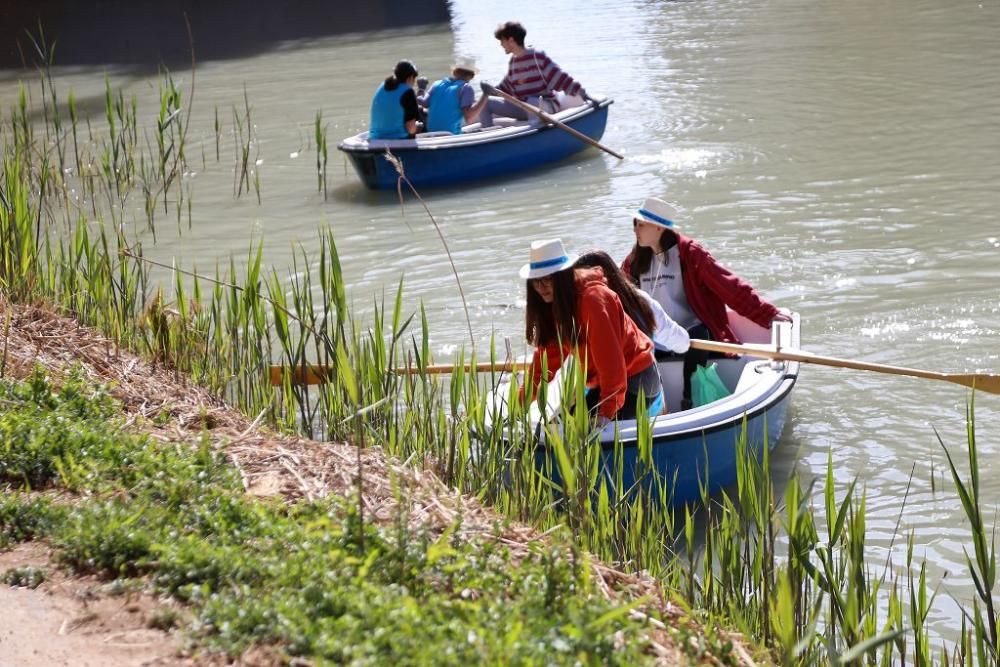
[580,90,600,109]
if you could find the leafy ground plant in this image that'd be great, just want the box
[0,369,671,665]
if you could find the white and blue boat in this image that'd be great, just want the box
[488,311,800,507]
[337,95,612,190]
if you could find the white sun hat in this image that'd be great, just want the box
[633,197,680,229]
[519,238,578,280]
[451,57,479,75]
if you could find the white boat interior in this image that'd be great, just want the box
[488,309,800,443]
[339,93,610,151]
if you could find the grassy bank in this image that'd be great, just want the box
[0,367,696,664]
[2,55,998,664]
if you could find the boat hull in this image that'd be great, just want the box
[496,312,800,508]
[338,100,611,189]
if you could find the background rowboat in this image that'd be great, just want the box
[338,96,612,189]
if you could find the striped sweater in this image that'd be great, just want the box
[497,48,583,100]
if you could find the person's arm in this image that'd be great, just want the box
[401,89,420,136]
[579,287,628,420]
[461,84,487,124]
[535,51,583,96]
[496,59,515,95]
[638,289,690,353]
[686,242,779,328]
[519,343,564,403]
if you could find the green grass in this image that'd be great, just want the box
[0,368,672,664]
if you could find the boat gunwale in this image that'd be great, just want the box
[528,368,798,453]
[337,98,612,154]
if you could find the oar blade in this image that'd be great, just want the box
[950,373,1000,396]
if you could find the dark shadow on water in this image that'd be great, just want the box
[0,0,450,70]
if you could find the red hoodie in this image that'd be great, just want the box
[526,267,654,419]
[621,233,779,344]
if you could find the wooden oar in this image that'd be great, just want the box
[480,83,624,160]
[268,361,529,386]
[689,339,1000,395]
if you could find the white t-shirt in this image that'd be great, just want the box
[637,289,690,353]
[638,247,700,331]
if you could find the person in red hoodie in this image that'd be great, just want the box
[621,197,790,408]
[521,238,662,427]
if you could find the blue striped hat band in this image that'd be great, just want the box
[530,255,569,270]
[637,208,674,227]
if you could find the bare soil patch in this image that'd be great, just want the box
[0,542,185,667]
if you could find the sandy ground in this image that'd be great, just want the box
[0,543,185,667]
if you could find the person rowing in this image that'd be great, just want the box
[622,197,790,409]
[479,21,597,128]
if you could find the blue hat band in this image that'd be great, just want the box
[638,208,673,227]
[530,255,569,270]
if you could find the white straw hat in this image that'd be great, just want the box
[633,197,680,229]
[519,238,578,280]
[451,57,479,75]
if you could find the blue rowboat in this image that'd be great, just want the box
[488,310,800,507]
[337,96,612,190]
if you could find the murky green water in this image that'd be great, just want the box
[3,0,999,638]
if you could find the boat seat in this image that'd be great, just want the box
[733,361,769,395]
[460,117,532,134]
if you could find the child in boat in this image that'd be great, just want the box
[521,238,662,427]
[621,197,790,408]
[368,60,421,140]
[419,58,488,134]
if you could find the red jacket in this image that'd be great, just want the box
[526,267,654,419]
[621,234,779,344]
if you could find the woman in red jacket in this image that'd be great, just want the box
[621,197,789,408]
[521,238,662,426]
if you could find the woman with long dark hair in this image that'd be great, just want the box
[521,239,662,426]
[621,197,789,407]
[575,250,689,355]
[369,59,421,140]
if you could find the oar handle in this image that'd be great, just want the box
[480,83,624,160]
[689,339,1000,395]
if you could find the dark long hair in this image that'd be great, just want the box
[627,226,679,284]
[576,250,655,337]
[525,267,578,347]
[384,59,417,91]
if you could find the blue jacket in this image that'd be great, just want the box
[369,82,412,140]
[426,78,467,134]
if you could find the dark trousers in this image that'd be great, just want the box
[584,363,661,421]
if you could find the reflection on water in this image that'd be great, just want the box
[1,0,999,641]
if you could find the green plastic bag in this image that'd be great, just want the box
[691,362,731,407]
